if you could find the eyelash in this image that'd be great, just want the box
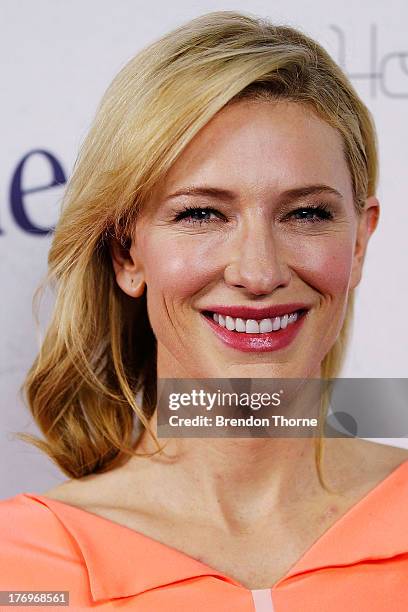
[173,202,334,225]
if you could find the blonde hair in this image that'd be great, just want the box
[17,10,378,488]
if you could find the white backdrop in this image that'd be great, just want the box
[1,0,407,499]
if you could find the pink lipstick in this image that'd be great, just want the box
[200,305,309,353]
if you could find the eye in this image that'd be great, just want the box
[173,205,223,225]
[172,202,335,225]
[288,203,334,223]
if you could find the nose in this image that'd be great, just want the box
[223,212,291,295]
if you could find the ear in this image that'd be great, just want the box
[349,196,380,290]
[108,234,145,298]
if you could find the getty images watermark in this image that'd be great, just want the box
[157,378,408,438]
[166,387,318,430]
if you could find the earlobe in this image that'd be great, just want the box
[108,236,146,298]
[364,196,380,238]
[119,272,146,298]
[349,196,380,290]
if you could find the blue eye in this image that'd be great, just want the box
[173,202,334,225]
[173,206,221,224]
[289,203,334,223]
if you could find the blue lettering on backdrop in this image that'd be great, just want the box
[9,149,66,235]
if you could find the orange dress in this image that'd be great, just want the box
[1,459,408,611]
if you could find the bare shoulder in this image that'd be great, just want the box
[41,479,96,510]
[327,436,408,490]
[42,468,127,509]
[354,438,408,466]
[41,456,149,513]
[40,461,157,531]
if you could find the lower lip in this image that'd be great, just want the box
[201,310,308,353]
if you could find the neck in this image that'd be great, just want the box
[134,409,334,530]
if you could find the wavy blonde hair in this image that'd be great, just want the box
[17,10,378,488]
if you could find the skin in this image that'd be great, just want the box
[44,100,408,588]
[112,99,378,380]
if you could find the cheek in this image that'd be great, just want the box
[142,234,215,301]
[292,236,354,296]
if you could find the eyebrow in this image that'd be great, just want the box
[164,184,344,203]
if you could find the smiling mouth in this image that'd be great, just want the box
[201,308,308,334]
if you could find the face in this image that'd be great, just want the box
[110,100,379,379]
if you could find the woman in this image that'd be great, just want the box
[1,10,408,611]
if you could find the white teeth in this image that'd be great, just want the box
[211,310,300,333]
[235,318,246,332]
[225,315,235,331]
[259,318,273,333]
[280,314,289,329]
[272,316,281,331]
[245,319,259,333]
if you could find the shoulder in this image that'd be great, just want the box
[328,437,408,480]
[0,492,71,541]
[40,464,144,512]
[0,493,87,592]
[353,438,408,475]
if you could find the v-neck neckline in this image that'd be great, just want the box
[20,457,408,592]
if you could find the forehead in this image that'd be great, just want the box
[159,99,352,201]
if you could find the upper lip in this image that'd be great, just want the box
[201,303,311,320]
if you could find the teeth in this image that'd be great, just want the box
[280,314,289,329]
[211,311,299,333]
[259,318,273,333]
[235,318,246,332]
[246,319,259,333]
[225,316,235,331]
[272,316,281,331]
